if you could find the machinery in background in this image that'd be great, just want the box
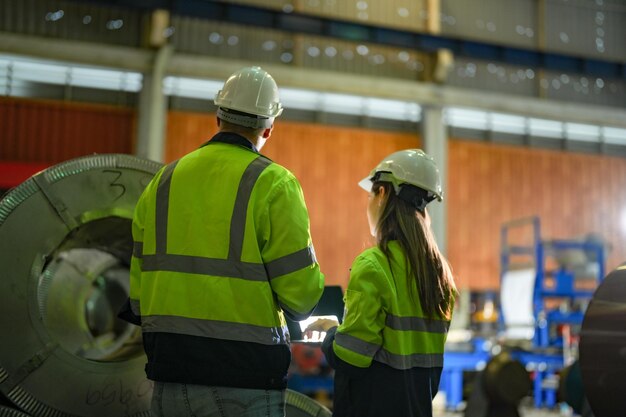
[441,216,608,412]
[556,264,626,417]
[0,155,332,417]
[558,360,594,417]
[464,351,532,417]
[500,217,606,408]
[500,217,605,351]
[470,291,500,337]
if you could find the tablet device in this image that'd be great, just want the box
[287,285,344,343]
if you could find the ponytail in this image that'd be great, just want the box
[373,181,456,319]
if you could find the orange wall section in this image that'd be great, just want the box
[165,111,421,286]
[4,99,624,291]
[165,111,626,290]
[447,139,626,290]
[0,97,134,163]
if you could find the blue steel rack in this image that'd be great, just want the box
[500,217,605,350]
[500,216,605,408]
[441,217,606,410]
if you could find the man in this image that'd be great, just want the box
[120,66,325,416]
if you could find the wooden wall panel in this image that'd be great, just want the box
[0,97,134,163]
[165,111,420,286]
[447,140,626,290]
[165,112,626,290]
[7,101,624,291]
[166,111,218,160]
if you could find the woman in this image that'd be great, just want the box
[308,149,456,417]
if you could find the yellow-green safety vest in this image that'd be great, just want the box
[130,140,325,345]
[334,241,451,369]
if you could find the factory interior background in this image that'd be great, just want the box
[0,0,625,416]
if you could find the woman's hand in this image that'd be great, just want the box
[304,317,339,332]
[302,317,339,342]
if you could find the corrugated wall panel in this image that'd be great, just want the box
[298,0,428,33]
[170,16,428,80]
[0,97,135,163]
[447,57,538,98]
[222,0,428,32]
[0,0,142,46]
[442,0,536,49]
[545,0,625,62]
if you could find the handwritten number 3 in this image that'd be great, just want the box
[104,170,126,201]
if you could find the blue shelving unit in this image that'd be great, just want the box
[440,217,606,410]
[500,216,605,407]
[501,217,605,350]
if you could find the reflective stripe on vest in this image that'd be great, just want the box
[335,313,449,369]
[335,331,445,370]
[374,349,444,369]
[385,313,450,334]
[141,315,288,345]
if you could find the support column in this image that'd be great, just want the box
[421,105,448,255]
[136,9,172,163]
[135,45,172,163]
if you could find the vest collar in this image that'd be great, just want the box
[203,132,259,153]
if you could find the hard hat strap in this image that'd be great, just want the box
[373,172,435,212]
[397,185,436,212]
[217,107,273,129]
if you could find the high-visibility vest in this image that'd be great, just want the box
[129,136,324,345]
[333,241,451,369]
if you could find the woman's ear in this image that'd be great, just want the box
[377,186,386,206]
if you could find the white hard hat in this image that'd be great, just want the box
[359,149,443,202]
[214,66,283,128]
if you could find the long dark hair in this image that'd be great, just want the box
[372,181,456,319]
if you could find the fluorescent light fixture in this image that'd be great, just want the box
[445,107,489,130]
[278,88,319,111]
[565,123,600,142]
[364,97,420,122]
[280,88,423,120]
[163,76,422,121]
[163,76,222,100]
[71,67,142,92]
[9,61,68,84]
[319,92,367,115]
[0,54,142,93]
[490,112,526,135]
[528,118,563,139]
[603,127,626,146]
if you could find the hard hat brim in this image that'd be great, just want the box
[358,176,373,192]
